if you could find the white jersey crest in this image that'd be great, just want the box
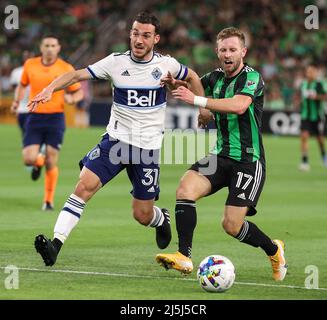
[87,51,188,149]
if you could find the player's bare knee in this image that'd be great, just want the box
[23,155,37,166]
[23,158,34,166]
[176,183,195,200]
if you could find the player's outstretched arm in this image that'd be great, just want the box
[28,69,91,112]
[172,86,252,115]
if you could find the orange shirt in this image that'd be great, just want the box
[21,56,81,114]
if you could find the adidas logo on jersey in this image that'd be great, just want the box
[237,193,246,200]
[121,70,130,76]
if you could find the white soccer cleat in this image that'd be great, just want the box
[298,163,310,172]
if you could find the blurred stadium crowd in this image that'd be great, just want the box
[1,0,326,110]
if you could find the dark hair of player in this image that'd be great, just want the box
[41,34,60,43]
[134,11,160,34]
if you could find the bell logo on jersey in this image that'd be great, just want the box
[114,86,166,109]
[127,89,157,107]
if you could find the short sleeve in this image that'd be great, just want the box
[86,53,115,80]
[201,72,213,97]
[9,68,20,86]
[20,62,30,86]
[167,57,188,81]
[234,71,263,100]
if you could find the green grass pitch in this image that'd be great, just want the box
[0,124,326,300]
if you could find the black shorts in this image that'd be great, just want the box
[301,119,325,136]
[190,154,266,215]
[23,113,65,150]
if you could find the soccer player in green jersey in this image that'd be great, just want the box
[299,63,327,171]
[156,27,287,281]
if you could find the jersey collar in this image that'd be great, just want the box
[130,50,154,64]
[224,62,247,80]
[40,57,58,67]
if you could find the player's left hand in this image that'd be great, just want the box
[10,100,19,114]
[172,86,195,105]
[160,72,188,90]
[198,109,213,128]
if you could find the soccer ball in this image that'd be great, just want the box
[197,255,235,293]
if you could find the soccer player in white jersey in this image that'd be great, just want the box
[10,51,31,136]
[10,50,46,181]
[28,11,205,266]
[10,66,29,135]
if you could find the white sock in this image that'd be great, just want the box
[40,143,46,155]
[148,206,164,227]
[53,194,86,243]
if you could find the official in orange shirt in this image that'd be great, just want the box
[12,35,83,210]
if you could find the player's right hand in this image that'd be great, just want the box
[160,71,176,89]
[198,109,213,128]
[27,88,53,112]
[10,100,19,114]
[172,86,194,105]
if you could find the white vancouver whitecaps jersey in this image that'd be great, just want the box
[87,50,188,149]
[10,66,30,113]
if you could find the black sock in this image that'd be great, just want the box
[302,155,308,163]
[319,147,325,158]
[235,220,278,256]
[175,199,197,258]
[52,238,63,254]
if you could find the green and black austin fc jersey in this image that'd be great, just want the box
[201,64,265,164]
[300,80,325,122]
